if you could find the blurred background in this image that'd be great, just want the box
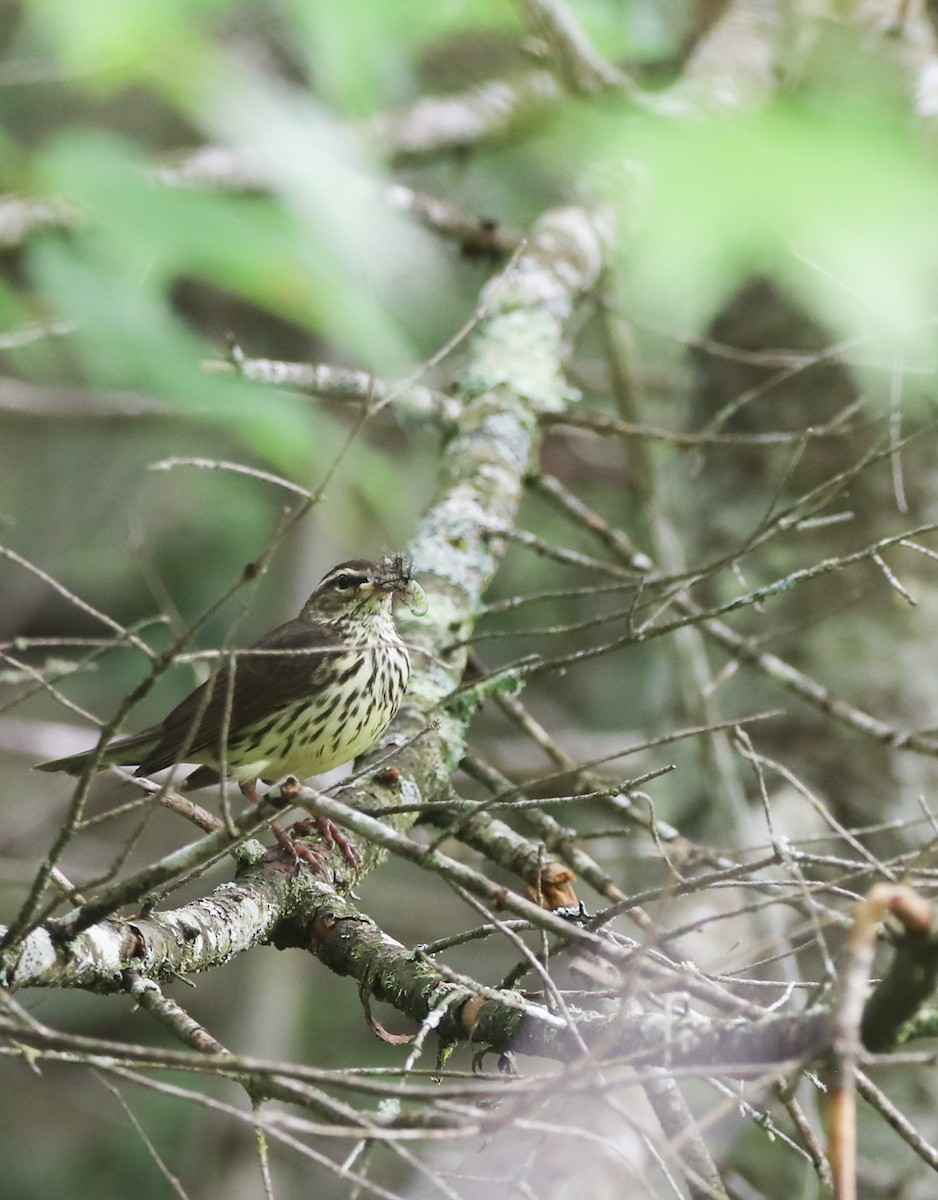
[2,1,938,1197]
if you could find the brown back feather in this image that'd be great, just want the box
[134,618,344,775]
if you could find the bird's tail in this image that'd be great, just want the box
[35,729,160,777]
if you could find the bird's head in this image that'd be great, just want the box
[302,557,427,623]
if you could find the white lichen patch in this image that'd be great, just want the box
[11,921,127,988]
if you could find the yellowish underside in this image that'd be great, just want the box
[203,641,409,783]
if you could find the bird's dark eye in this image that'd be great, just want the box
[333,573,353,590]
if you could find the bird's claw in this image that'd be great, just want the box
[269,820,330,876]
[291,815,359,867]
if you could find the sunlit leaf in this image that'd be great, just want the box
[616,104,938,361]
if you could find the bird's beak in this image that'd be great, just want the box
[358,580,376,597]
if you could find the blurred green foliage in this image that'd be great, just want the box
[624,104,938,350]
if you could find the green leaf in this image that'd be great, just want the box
[23,0,232,84]
[617,103,938,360]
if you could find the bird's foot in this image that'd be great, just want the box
[291,815,359,867]
[270,819,329,876]
[238,778,329,876]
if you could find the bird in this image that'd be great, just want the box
[38,556,426,861]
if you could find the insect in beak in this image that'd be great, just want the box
[403,580,428,616]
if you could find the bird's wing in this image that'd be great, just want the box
[135,620,344,775]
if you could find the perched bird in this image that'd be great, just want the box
[38,557,426,818]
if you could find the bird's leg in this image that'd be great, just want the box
[240,779,261,805]
[239,779,327,874]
